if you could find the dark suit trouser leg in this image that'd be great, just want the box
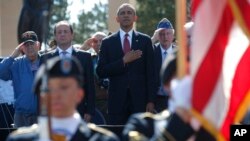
[108,89,131,125]
[155,95,168,113]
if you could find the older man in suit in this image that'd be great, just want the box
[40,21,95,123]
[152,18,176,112]
[96,3,155,125]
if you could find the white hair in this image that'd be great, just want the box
[92,32,107,38]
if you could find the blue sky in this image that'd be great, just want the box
[67,0,108,23]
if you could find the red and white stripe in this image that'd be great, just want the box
[191,0,250,140]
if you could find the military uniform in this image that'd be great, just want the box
[122,52,196,141]
[122,110,172,141]
[6,57,119,141]
[122,110,196,141]
[7,122,119,141]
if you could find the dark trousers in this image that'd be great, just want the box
[108,89,132,125]
[155,95,168,113]
[0,103,14,129]
[0,103,14,141]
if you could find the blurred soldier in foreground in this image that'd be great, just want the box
[122,53,195,141]
[6,57,119,141]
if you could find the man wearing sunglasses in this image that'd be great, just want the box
[0,31,40,127]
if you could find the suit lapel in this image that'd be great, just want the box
[131,31,139,50]
[52,49,59,57]
[113,31,124,56]
[156,44,163,64]
[72,48,77,57]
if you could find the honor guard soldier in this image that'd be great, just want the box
[6,57,119,141]
[122,53,196,141]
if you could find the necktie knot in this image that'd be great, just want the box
[61,51,67,55]
[123,33,130,54]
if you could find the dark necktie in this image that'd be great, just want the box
[123,34,130,54]
[163,51,167,61]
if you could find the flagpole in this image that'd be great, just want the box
[176,0,187,79]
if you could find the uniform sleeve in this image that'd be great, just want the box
[122,113,154,141]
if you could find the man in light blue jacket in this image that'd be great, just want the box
[0,31,40,127]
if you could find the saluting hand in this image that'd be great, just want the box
[11,42,25,58]
[151,29,162,44]
[123,50,142,64]
[81,37,95,51]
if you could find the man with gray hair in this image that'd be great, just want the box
[152,18,176,112]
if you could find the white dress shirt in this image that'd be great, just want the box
[119,29,133,50]
[160,44,174,64]
[57,46,73,58]
[52,112,85,141]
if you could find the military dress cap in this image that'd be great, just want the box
[160,52,177,85]
[21,31,38,43]
[33,57,84,94]
[157,18,174,29]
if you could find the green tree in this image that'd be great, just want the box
[47,0,70,42]
[136,0,191,36]
[73,1,108,44]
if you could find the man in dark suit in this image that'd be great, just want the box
[152,18,176,112]
[40,21,95,122]
[96,3,155,125]
[122,21,216,141]
[7,57,118,141]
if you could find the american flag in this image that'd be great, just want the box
[191,0,250,140]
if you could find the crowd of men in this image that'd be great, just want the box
[0,2,204,141]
